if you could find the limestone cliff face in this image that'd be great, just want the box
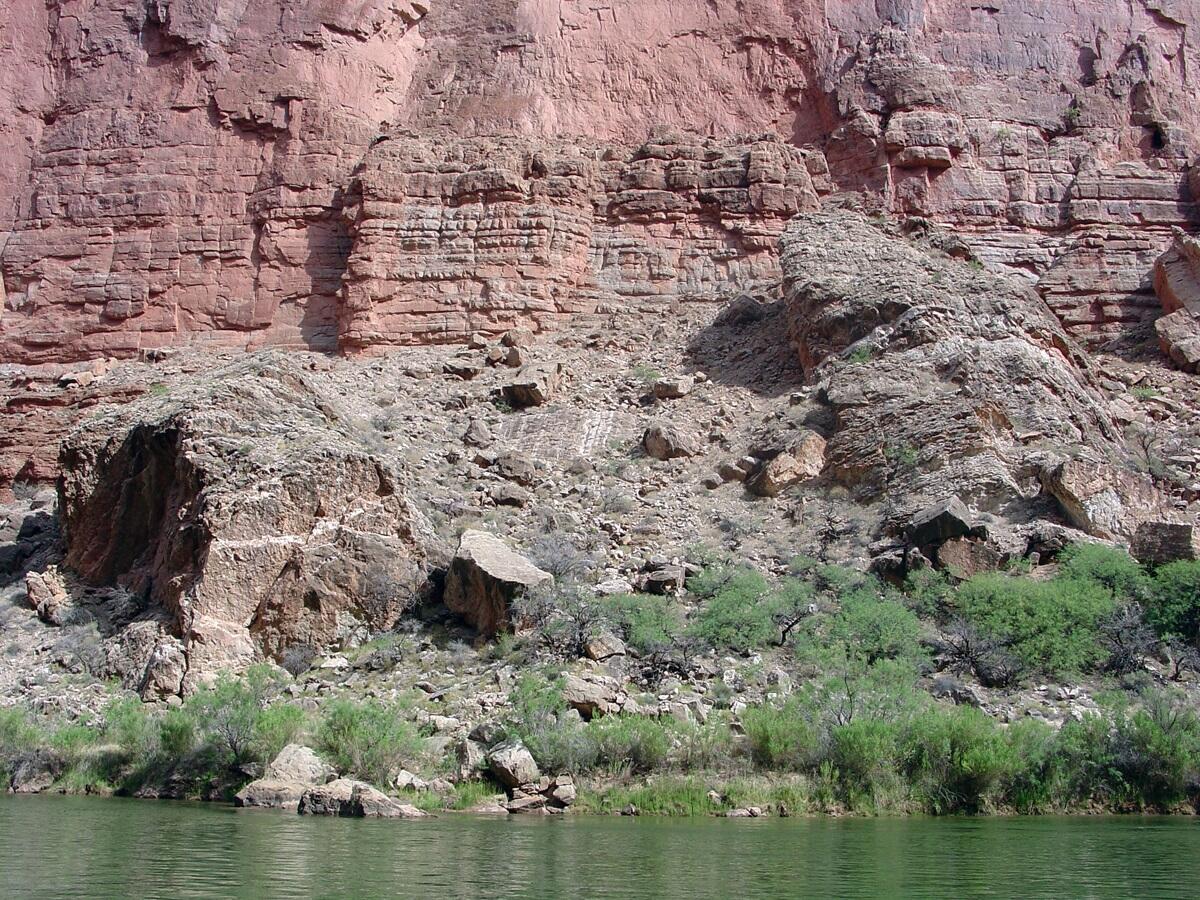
[0,0,1197,361]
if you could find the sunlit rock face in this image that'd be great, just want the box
[2,0,1197,363]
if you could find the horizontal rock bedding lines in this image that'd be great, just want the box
[2,0,1199,363]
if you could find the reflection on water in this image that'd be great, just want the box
[1,795,1199,899]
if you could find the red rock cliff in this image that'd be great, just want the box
[1,0,1197,361]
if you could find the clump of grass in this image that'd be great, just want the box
[628,364,662,388]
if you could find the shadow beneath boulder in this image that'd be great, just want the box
[0,505,59,588]
[684,292,806,397]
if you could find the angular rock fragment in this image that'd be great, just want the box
[1132,521,1200,565]
[25,566,70,626]
[1154,311,1200,373]
[643,423,700,460]
[443,531,552,636]
[463,419,493,447]
[502,362,564,408]
[486,741,540,789]
[653,376,694,400]
[1153,230,1200,318]
[907,497,978,549]
[562,673,623,719]
[746,433,826,497]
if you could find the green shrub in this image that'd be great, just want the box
[827,590,924,666]
[903,568,954,618]
[1050,713,1121,807]
[105,697,159,760]
[1109,691,1200,808]
[768,577,818,645]
[158,707,198,760]
[672,716,736,771]
[900,705,1014,814]
[829,718,899,801]
[50,723,101,766]
[599,594,682,655]
[742,700,820,771]
[503,673,598,774]
[1146,561,1200,645]
[950,572,1116,676]
[1058,544,1146,599]
[688,568,779,653]
[449,779,504,811]
[998,718,1059,813]
[0,710,44,763]
[316,700,423,785]
[580,776,719,817]
[629,364,662,387]
[588,715,672,775]
[189,674,268,766]
[254,704,306,763]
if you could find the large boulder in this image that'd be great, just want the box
[1154,310,1200,373]
[297,778,426,818]
[906,497,979,550]
[443,531,552,636]
[1153,230,1200,318]
[57,355,433,694]
[746,432,826,497]
[501,362,564,408]
[562,673,624,720]
[235,744,336,811]
[1132,521,1200,565]
[486,740,541,789]
[643,423,700,461]
[24,566,70,626]
[1153,231,1200,372]
[267,744,336,784]
[235,780,313,811]
[6,750,63,794]
[1039,459,1167,543]
[346,784,428,819]
[504,775,578,815]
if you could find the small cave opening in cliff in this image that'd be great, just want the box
[1147,125,1167,152]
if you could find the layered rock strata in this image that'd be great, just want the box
[1,0,1197,363]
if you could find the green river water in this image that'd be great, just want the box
[1,795,1197,898]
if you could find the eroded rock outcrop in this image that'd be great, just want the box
[57,354,432,693]
[781,212,1154,553]
[235,744,336,811]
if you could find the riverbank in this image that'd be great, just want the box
[5,680,1199,819]
[4,546,1200,819]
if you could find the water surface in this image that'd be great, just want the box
[1,796,1197,898]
